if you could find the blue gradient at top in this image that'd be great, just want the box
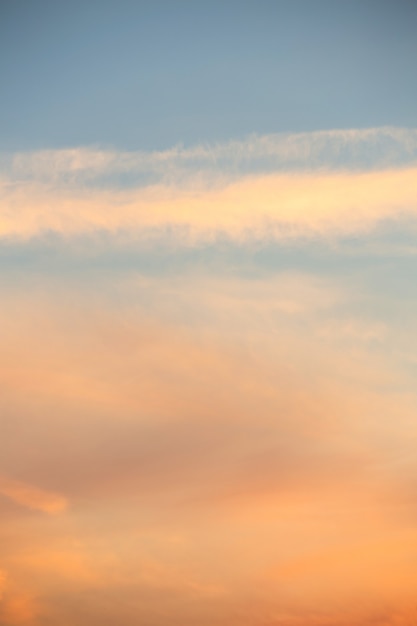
[1,0,416,151]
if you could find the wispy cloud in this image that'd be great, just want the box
[1,166,416,243]
[1,127,416,249]
[2,126,417,185]
[0,475,68,514]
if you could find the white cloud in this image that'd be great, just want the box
[1,126,416,188]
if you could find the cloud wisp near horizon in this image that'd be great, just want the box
[1,124,417,625]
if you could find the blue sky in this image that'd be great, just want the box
[1,0,417,150]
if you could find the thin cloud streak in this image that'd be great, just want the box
[1,167,416,243]
[2,126,416,248]
[3,126,417,184]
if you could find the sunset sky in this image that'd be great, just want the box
[1,2,417,625]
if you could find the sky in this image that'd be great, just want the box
[1,2,417,625]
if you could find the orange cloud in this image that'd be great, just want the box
[0,569,7,599]
[0,589,38,626]
[0,167,416,242]
[0,273,414,514]
[0,263,416,623]
[0,475,67,514]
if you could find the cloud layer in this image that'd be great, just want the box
[1,128,417,625]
